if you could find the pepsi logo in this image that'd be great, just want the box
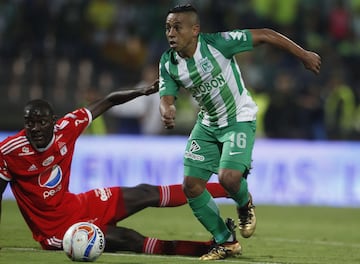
[38,165,62,188]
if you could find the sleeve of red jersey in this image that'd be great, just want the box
[57,108,92,138]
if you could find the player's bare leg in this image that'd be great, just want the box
[105,226,213,256]
[105,226,145,252]
[121,183,228,217]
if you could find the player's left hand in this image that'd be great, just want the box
[142,79,159,95]
[302,51,321,75]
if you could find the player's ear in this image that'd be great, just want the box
[192,24,200,36]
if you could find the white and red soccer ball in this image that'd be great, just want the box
[62,222,105,262]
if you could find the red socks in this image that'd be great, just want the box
[143,183,226,256]
[143,237,212,256]
[158,183,228,207]
[206,182,229,199]
[158,185,184,207]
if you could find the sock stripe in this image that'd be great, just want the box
[144,237,158,254]
[159,185,170,207]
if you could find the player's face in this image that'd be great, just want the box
[24,107,55,149]
[165,12,199,58]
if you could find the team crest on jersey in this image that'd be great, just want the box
[57,141,68,156]
[199,58,213,73]
[38,165,62,188]
[60,145,67,156]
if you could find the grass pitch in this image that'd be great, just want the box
[1,200,359,264]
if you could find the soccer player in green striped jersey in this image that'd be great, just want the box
[159,4,321,261]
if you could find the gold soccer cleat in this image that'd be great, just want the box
[199,241,242,260]
[199,218,242,260]
[237,193,257,238]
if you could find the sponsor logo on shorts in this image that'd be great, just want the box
[185,140,205,161]
[189,140,200,152]
[185,151,205,161]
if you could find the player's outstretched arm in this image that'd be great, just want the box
[87,79,159,120]
[249,28,321,75]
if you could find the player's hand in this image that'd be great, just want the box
[160,104,176,129]
[302,51,321,75]
[142,79,159,95]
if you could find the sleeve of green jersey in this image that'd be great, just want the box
[202,29,253,58]
[159,52,179,98]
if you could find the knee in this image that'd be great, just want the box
[218,169,243,192]
[182,176,206,198]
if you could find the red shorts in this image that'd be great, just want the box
[40,187,127,250]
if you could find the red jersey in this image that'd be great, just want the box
[0,108,94,247]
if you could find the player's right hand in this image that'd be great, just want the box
[160,104,176,129]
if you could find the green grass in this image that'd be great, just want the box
[1,200,359,264]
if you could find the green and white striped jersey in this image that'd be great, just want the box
[159,29,258,128]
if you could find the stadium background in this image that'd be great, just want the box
[0,0,360,207]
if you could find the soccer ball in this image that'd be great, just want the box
[62,222,105,262]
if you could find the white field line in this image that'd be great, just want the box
[105,252,281,263]
[0,248,281,264]
[3,237,359,250]
[2,237,359,264]
[259,237,360,248]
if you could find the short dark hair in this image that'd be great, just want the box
[24,99,54,117]
[168,4,198,15]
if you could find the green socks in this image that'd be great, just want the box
[187,177,249,244]
[187,190,231,244]
[231,177,249,208]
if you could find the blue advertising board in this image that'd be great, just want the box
[1,133,360,207]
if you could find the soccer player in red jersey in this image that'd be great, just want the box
[0,80,230,256]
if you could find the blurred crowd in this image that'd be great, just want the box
[0,0,359,140]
